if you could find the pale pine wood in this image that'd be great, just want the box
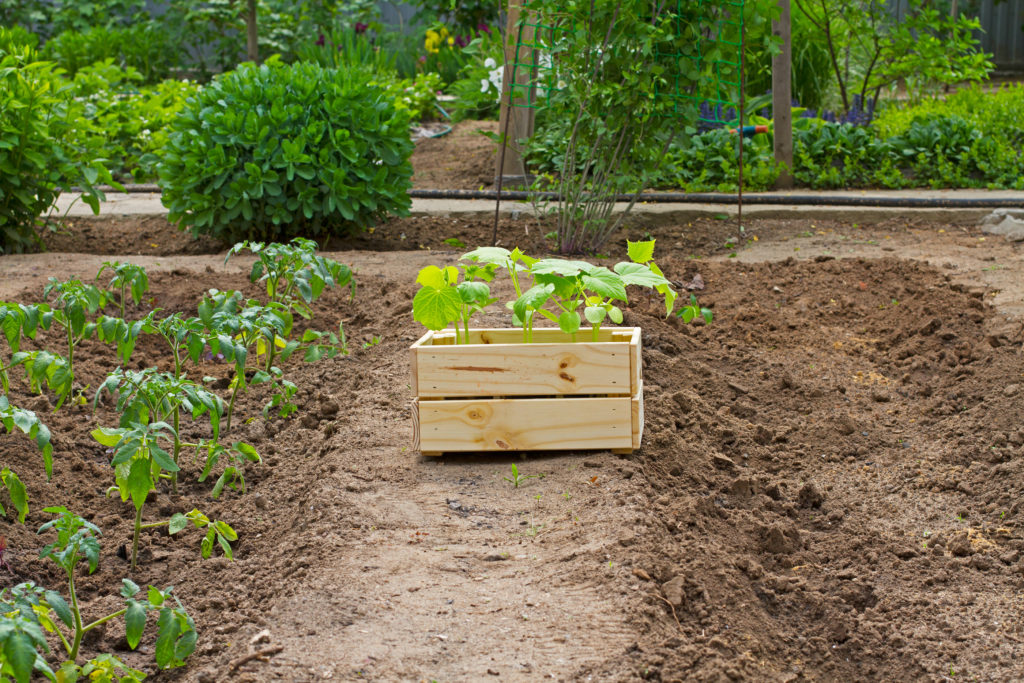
[411,328,640,397]
[415,396,633,452]
[631,381,644,450]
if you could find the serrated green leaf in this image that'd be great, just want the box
[627,239,656,264]
[412,286,462,331]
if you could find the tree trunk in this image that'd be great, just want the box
[246,0,259,64]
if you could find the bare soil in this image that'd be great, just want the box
[2,128,1024,682]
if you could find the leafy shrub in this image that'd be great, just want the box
[0,0,147,42]
[157,60,414,243]
[69,63,200,182]
[0,51,114,254]
[43,25,182,83]
[448,30,504,122]
[0,26,39,57]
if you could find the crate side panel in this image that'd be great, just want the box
[416,397,633,451]
[631,384,644,450]
[415,343,633,397]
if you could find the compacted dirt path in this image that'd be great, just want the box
[2,212,1023,681]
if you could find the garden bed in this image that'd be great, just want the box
[3,187,1024,680]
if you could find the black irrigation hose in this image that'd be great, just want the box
[97,185,1024,208]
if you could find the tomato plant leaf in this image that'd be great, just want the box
[125,600,147,649]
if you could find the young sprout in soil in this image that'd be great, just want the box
[503,463,545,488]
[96,261,149,318]
[140,508,238,561]
[676,294,713,325]
[1,507,198,676]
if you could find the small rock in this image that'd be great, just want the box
[712,454,735,470]
[947,531,972,557]
[727,381,750,395]
[980,210,1024,242]
[250,629,272,645]
[618,531,636,547]
[482,553,508,562]
[1004,384,1020,398]
[487,669,500,676]
[632,568,652,581]
[252,493,267,509]
[661,575,687,608]
[797,482,824,508]
[196,671,217,683]
[764,525,793,554]
[970,554,993,571]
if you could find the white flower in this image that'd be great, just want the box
[484,57,496,69]
[480,78,490,93]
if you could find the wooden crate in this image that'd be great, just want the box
[410,327,643,455]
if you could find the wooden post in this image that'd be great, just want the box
[772,0,793,189]
[494,1,537,187]
[246,0,259,64]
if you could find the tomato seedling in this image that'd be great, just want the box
[0,507,198,675]
[96,261,150,318]
[0,395,54,478]
[225,237,355,319]
[0,467,28,524]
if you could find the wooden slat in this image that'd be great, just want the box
[416,396,633,452]
[631,382,644,450]
[414,340,633,397]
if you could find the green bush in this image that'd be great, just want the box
[0,26,39,57]
[70,64,200,182]
[0,50,114,254]
[43,25,182,83]
[157,60,414,243]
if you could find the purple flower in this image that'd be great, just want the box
[315,33,325,46]
[455,34,469,48]
[355,22,368,34]
[477,22,491,35]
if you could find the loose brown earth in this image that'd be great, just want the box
[2,127,1024,682]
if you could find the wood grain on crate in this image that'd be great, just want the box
[411,327,641,398]
[412,396,634,452]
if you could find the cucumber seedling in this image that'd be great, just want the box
[412,264,497,344]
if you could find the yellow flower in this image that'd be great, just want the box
[447,36,454,47]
